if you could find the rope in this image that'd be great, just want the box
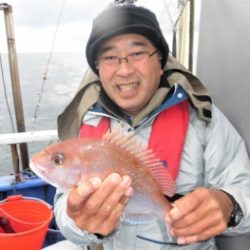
[32,0,66,130]
[0,52,15,132]
[173,0,190,32]
[162,0,190,57]
[162,0,190,33]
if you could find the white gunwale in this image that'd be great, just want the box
[0,130,58,145]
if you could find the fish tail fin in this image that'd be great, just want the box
[103,124,176,197]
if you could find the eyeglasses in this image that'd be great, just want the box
[95,49,159,69]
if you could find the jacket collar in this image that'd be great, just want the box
[57,55,212,140]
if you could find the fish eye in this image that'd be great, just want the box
[51,152,65,166]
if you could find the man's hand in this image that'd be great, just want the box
[165,187,234,245]
[67,173,133,236]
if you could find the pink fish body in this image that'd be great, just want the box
[30,127,176,224]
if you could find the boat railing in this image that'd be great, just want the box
[0,130,58,145]
[0,130,58,181]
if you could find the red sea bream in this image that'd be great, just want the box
[30,127,176,224]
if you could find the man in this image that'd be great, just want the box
[53,3,250,250]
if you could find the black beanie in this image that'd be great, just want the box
[86,4,169,75]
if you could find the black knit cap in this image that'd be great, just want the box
[86,4,169,75]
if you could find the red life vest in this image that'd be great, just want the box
[79,100,189,180]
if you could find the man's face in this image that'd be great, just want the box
[96,33,163,116]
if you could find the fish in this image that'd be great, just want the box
[30,126,176,224]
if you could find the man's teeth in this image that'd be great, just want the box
[118,82,138,91]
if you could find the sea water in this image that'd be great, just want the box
[0,52,86,175]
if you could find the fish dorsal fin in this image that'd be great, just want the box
[103,125,176,197]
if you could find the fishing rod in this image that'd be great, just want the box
[32,0,66,130]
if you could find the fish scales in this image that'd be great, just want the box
[30,128,176,224]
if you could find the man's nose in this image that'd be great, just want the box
[116,58,135,75]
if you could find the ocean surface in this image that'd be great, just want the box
[0,52,87,175]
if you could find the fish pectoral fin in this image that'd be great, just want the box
[122,192,163,225]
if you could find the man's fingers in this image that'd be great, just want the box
[96,199,130,236]
[170,213,215,237]
[105,175,133,206]
[175,222,226,245]
[166,188,232,244]
[165,188,206,223]
[67,177,102,214]
[170,199,212,229]
[94,176,133,235]
[119,190,133,205]
[88,175,132,220]
[76,174,132,236]
[165,205,184,224]
[77,177,102,197]
[83,173,123,212]
[67,173,133,235]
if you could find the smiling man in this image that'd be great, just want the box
[53,3,250,250]
[95,33,163,115]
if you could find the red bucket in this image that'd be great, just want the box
[0,195,53,250]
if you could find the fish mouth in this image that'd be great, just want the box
[30,162,62,188]
[29,150,51,178]
[30,162,50,181]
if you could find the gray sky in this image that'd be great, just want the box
[0,0,112,53]
[0,0,193,53]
